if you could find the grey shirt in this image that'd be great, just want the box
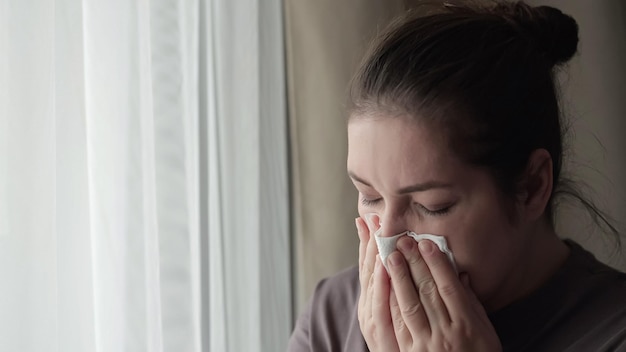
[288,240,626,351]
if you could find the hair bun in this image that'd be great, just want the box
[497,2,579,66]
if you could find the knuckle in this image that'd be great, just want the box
[406,251,426,267]
[391,263,409,282]
[372,325,384,342]
[401,301,423,318]
[438,282,460,297]
[368,271,375,288]
[360,266,371,282]
[458,322,475,339]
[442,338,454,351]
[429,255,447,269]
[392,312,407,332]
[417,278,438,296]
[431,335,455,352]
[372,298,385,310]
[450,320,475,340]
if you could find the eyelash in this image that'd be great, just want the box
[419,205,452,216]
[360,196,453,216]
[360,197,382,207]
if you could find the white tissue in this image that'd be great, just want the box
[361,213,456,272]
[375,232,457,272]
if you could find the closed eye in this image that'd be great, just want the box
[417,203,454,216]
[361,196,382,207]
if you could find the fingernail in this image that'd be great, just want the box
[388,252,402,267]
[418,240,434,254]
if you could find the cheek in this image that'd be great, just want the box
[450,206,511,253]
[443,184,517,264]
[357,201,366,218]
[449,211,523,298]
[451,216,513,263]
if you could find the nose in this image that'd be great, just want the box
[362,200,414,237]
[379,213,409,237]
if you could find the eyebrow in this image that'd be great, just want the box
[348,171,453,194]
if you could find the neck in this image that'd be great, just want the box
[485,221,570,312]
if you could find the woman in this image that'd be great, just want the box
[288,1,626,351]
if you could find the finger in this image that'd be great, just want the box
[387,250,430,337]
[359,217,379,294]
[371,256,399,349]
[357,217,375,324]
[389,285,412,347]
[397,237,450,327]
[460,273,490,324]
[363,213,380,234]
[418,239,468,322]
[355,217,368,273]
[357,215,380,329]
[364,254,376,320]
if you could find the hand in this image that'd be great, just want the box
[356,215,400,351]
[355,216,502,352]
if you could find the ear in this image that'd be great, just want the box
[518,149,554,222]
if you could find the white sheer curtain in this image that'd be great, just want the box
[206,0,291,351]
[0,0,290,351]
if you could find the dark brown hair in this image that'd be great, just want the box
[350,0,618,239]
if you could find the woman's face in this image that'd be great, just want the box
[347,114,530,307]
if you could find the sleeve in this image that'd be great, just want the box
[286,294,314,352]
[602,326,626,352]
[286,267,364,352]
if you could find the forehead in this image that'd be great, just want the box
[347,115,450,161]
[347,115,461,186]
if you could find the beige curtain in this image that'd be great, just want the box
[285,0,626,318]
[284,0,407,315]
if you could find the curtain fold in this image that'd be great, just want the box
[207,0,291,350]
[2,1,202,351]
[56,1,95,350]
[83,1,202,350]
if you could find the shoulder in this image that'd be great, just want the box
[564,239,626,290]
[307,266,361,340]
[490,240,626,351]
[549,240,626,351]
[311,265,360,308]
[287,266,366,352]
